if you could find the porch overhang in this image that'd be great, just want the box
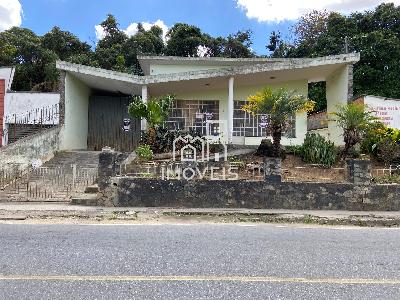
[56,53,360,96]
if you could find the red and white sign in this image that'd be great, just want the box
[364,96,400,129]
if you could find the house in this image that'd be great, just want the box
[56,53,359,152]
[0,67,60,146]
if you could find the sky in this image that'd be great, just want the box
[1,0,399,55]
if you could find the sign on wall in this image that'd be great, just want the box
[365,97,400,129]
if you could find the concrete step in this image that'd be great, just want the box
[84,185,99,194]
[70,194,99,206]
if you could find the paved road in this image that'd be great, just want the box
[0,223,399,299]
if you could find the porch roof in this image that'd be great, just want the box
[56,53,360,95]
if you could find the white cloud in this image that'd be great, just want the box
[94,24,106,40]
[0,0,22,32]
[236,0,400,22]
[95,19,169,42]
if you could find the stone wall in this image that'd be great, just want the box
[111,178,400,211]
[0,126,60,171]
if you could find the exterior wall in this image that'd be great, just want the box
[175,79,308,146]
[363,96,400,129]
[0,67,15,91]
[0,126,60,172]
[150,64,226,75]
[0,80,4,147]
[326,65,351,145]
[59,73,90,150]
[5,92,60,118]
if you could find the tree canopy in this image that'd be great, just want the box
[267,3,400,110]
[0,14,255,91]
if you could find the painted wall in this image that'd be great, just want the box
[0,67,15,91]
[150,64,226,75]
[326,65,350,145]
[59,73,90,150]
[5,92,60,124]
[175,79,308,146]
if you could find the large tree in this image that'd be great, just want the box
[268,3,400,104]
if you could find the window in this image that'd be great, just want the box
[165,100,219,135]
[233,100,296,138]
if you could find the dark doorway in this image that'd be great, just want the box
[87,96,140,152]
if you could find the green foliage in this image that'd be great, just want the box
[128,95,174,128]
[308,82,326,112]
[135,145,153,161]
[285,145,303,155]
[268,3,400,101]
[300,133,338,167]
[0,14,255,91]
[362,123,400,164]
[141,127,203,154]
[332,103,377,158]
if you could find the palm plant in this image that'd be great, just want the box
[128,94,174,129]
[128,94,174,150]
[332,103,377,159]
[242,87,315,157]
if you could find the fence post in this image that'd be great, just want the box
[72,164,77,189]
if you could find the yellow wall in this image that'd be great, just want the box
[175,79,308,146]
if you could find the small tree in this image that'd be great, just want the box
[332,103,377,159]
[242,87,315,157]
[128,95,174,150]
[128,94,174,129]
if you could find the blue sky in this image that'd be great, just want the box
[18,0,292,55]
[3,0,398,56]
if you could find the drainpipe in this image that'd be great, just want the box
[141,85,148,131]
[228,77,234,144]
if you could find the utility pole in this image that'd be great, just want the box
[344,36,349,54]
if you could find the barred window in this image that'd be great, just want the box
[165,100,219,135]
[233,100,296,138]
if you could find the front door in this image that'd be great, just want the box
[87,96,140,152]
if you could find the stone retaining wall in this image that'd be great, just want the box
[97,150,400,211]
[111,178,400,211]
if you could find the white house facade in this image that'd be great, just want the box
[56,53,360,151]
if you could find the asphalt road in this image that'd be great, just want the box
[0,223,399,299]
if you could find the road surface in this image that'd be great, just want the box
[0,223,399,299]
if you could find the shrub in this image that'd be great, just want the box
[135,145,153,161]
[141,127,204,154]
[300,133,338,167]
[361,122,400,164]
[332,103,377,158]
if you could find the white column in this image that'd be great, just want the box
[228,77,234,143]
[141,85,148,131]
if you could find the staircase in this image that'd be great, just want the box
[0,151,100,203]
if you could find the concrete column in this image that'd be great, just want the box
[347,159,372,185]
[326,65,351,146]
[141,85,148,131]
[228,77,234,143]
[264,157,282,183]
